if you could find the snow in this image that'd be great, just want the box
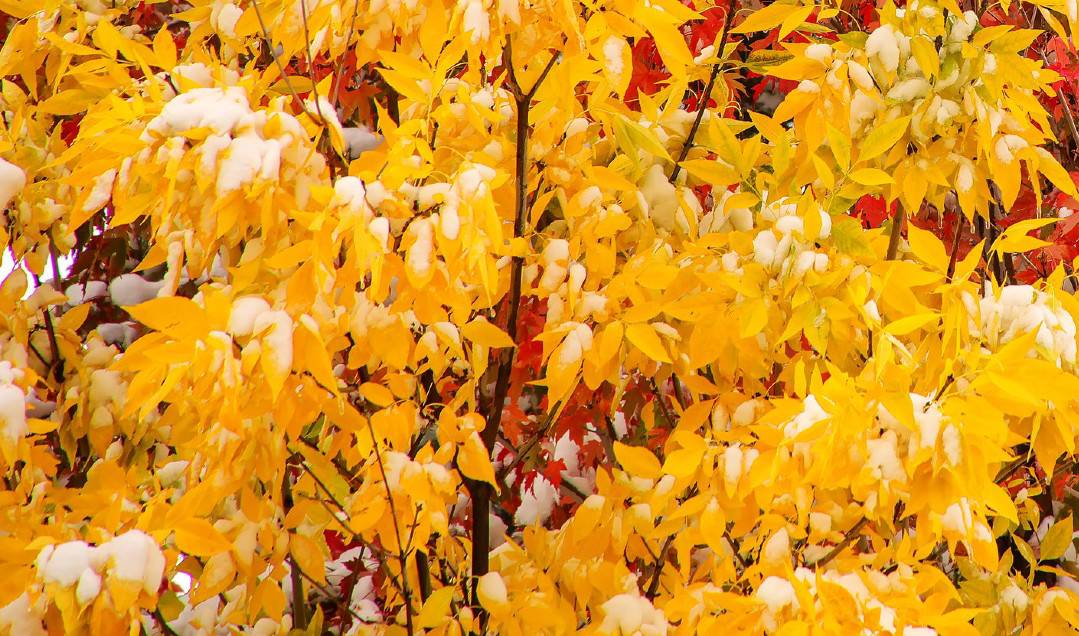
[784,395,829,438]
[0,381,27,447]
[109,273,165,307]
[0,594,44,636]
[941,425,961,465]
[143,87,251,139]
[963,284,1077,366]
[406,218,435,281]
[955,163,975,191]
[639,164,678,232]
[515,474,558,526]
[477,572,509,607]
[762,527,790,564]
[940,498,974,534]
[756,576,799,614]
[210,1,242,37]
[96,321,139,348]
[103,529,166,593]
[252,310,294,373]
[850,91,879,128]
[76,569,102,605]
[539,239,569,292]
[847,61,874,92]
[887,78,929,102]
[804,43,832,64]
[903,628,938,636]
[866,431,905,481]
[0,158,25,211]
[461,0,490,43]
[866,25,901,73]
[557,323,593,365]
[599,593,667,636]
[217,135,275,194]
[65,280,107,304]
[38,541,95,586]
[603,37,625,77]
[342,126,383,158]
[228,295,271,337]
[82,169,116,213]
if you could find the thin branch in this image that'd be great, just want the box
[945,215,966,282]
[645,535,675,600]
[331,0,362,109]
[886,205,905,260]
[249,0,323,124]
[282,475,309,630]
[669,0,740,183]
[810,517,870,568]
[364,406,416,634]
[294,559,373,624]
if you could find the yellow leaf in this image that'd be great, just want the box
[884,312,940,336]
[191,551,236,604]
[58,303,91,332]
[662,445,705,478]
[458,432,498,488]
[910,36,939,78]
[153,27,177,71]
[360,382,395,407]
[290,534,327,584]
[906,223,949,273]
[732,2,808,34]
[849,168,894,186]
[125,296,207,339]
[626,323,672,363]
[778,4,815,39]
[461,317,515,348]
[612,113,671,161]
[993,218,1057,254]
[1040,516,1074,561]
[417,586,455,628]
[173,518,232,557]
[859,117,911,163]
[613,441,662,479]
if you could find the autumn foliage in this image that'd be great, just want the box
[3,0,1079,634]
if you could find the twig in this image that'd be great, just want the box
[945,216,966,282]
[282,475,309,630]
[810,517,869,568]
[645,535,675,599]
[331,0,362,108]
[669,0,740,183]
[250,0,323,124]
[886,205,905,260]
[364,405,415,634]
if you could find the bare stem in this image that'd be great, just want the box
[670,0,740,183]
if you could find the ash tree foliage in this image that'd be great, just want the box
[6,0,1079,633]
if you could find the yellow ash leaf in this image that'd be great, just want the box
[613,441,662,479]
[125,296,207,340]
[906,223,949,273]
[859,117,911,163]
[884,312,940,336]
[662,445,705,478]
[360,382,395,407]
[733,2,811,34]
[416,585,456,628]
[1039,516,1074,561]
[993,218,1057,254]
[849,168,894,186]
[626,323,672,363]
[190,551,236,605]
[289,534,327,584]
[461,317,515,348]
[173,518,232,557]
[458,432,498,489]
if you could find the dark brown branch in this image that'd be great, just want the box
[669,0,739,183]
[471,40,561,607]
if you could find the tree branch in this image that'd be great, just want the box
[670,0,740,183]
